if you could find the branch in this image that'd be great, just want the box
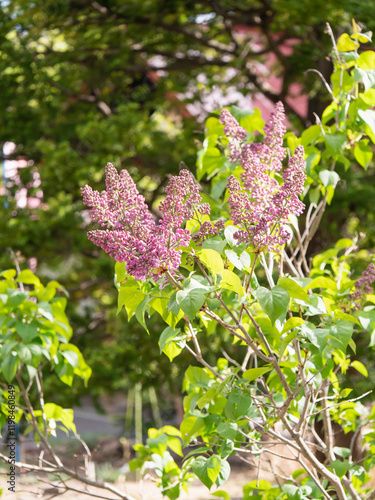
[0,453,136,500]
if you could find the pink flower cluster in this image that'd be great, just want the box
[220,103,306,252]
[81,164,206,281]
[193,219,226,245]
[349,263,375,309]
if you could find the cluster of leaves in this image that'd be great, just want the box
[0,269,90,438]
[128,426,193,500]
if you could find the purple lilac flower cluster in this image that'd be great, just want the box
[220,102,306,253]
[81,164,206,281]
[349,263,375,309]
[193,219,226,245]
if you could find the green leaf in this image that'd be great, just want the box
[354,140,373,169]
[302,324,329,353]
[197,249,225,277]
[159,326,181,353]
[335,238,355,251]
[217,422,238,441]
[243,366,272,382]
[244,480,272,493]
[350,360,368,377]
[281,317,304,334]
[225,250,250,271]
[162,425,181,438]
[351,30,372,43]
[135,296,150,332]
[238,108,264,134]
[331,459,350,478]
[60,349,79,368]
[15,344,32,365]
[163,342,182,361]
[192,455,222,489]
[176,288,206,320]
[319,169,340,188]
[353,67,375,91]
[1,269,16,280]
[205,117,224,136]
[26,365,37,379]
[331,70,355,94]
[43,280,67,300]
[309,187,320,206]
[229,105,252,122]
[301,125,322,146]
[202,237,227,254]
[278,277,309,302]
[15,320,39,343]
[358,310,375,331]
[220,439,234,458]
[185,366,211,387]
[279,331,298,359]
[215,459,231,487]
[168,292,181,315]
[211,490,230,499]
[322,101,337,124]
[38,302,54,321]
[357,50,375,70]
[218,270,244,297]
[197,385,220,409]
[180,415,206,443]
[44,403,76,433]
[307,276,337,291]
[358,109,375,138]
[114,261,127,287]
[197,147,224,181]
[186,214,210,233]
[333,446,351,458]
[224,226,238,247]
[117,283,145,318]
[256,286,290,324]
[151,296,183,328]
[210,176,229,198]
[360,88,375,105]
[349,338,357,353]
[330,320,353,353]
[59,344,92,385]
[336,33,357,52]
[1,352,18,383]
[17,269,41,286]
[6,290,28,308]
[283,484,312,499]
[167,436,183,456]
[325,133,347,157]
[225,388,252,420]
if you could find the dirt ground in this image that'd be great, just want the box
[2,467,253,500]
[2,465,375,500]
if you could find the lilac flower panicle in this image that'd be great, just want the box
[349,263,375,309]
[220,109,247,140]
[159,169,202,228]
[220,109,248,163]
[193,219,225,245]
[82,165,207,281]
[222,103,306,252]
[263,101,287,171]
